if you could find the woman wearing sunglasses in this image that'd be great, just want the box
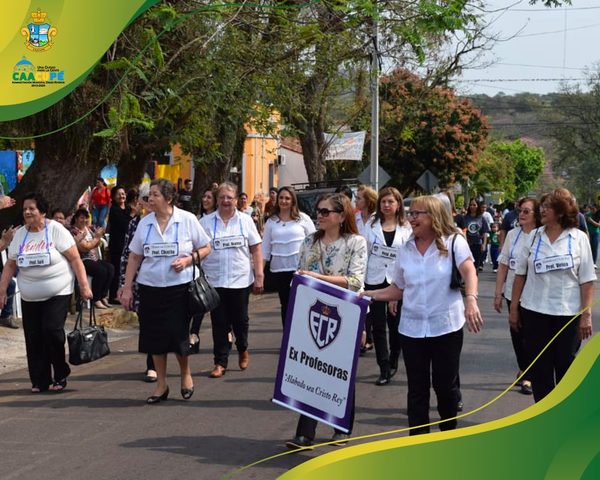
[364,196,483,435]
[494,197,541,395]
[286,193,367,449]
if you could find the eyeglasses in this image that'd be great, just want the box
[407,210,428,219]
[316,208,342,217]
[517,208,533,215]
[540,204,553,211]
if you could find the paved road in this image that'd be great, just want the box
[0,271,597,480]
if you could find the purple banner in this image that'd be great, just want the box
[272,274,370,432]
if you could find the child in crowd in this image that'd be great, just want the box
[489,222,501,272]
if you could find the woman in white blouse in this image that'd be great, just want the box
[200,182,264,379]
[121,179,212,403]
[355,185,377,237]
[286,193,367,450]
[262,187,315,326]
[364,196,483,435]
[364,187,412,385]
[510,188,595,403]
[494,197,541,395]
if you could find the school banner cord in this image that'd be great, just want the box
[272,274,370,432]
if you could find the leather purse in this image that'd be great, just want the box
[67,303,110,365]
[188,251,221,315]
[450,234,466,295]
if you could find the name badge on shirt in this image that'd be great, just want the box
[213,235,246,250]
[17,252,51,267]
[508,258,517,270]
[534,254,574,274]
[371,243,397,260]
[143,242,179,257]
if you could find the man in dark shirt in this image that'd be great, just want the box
[177,179,194,212]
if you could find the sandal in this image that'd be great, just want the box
[51,378,67,392]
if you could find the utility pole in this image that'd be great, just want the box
[369,16,379,191]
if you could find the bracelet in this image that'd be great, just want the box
[465,293,478,300]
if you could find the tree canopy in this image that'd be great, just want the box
[379,68,488,195]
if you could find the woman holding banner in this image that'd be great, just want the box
[363,195,483,435]
[286,193,367,450]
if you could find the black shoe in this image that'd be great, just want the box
[330,433,349,446]
[181,387,194,400]
[520,381,533,395]
[457,401,464,412]
[51,378,67,392]
[375,371,391,386]
[144,370,158,383]
[285,436,314,450]
[389,355,399,378]
[146,387,169,404]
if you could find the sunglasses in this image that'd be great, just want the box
[316,208,342,217]
[517,208,533,215]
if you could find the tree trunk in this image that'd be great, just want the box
[0,135,104,228]
[298,126,326,182]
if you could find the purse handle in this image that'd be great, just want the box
[72,301,97,331]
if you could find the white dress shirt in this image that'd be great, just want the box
[515,226,596,316]
[129,207,211,287]
[262,212,315,272]
[497,227,531,299]
[391,234,472,338]
[200,210,262,288]
[364,219,412,285]
[355,212,374,238]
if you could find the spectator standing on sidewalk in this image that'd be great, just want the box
[90,177,111,228]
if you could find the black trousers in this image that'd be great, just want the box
[365,281,400,375]
[211,286,251,368]
[506,299,531,382]
[295,391,355,440]
[401,329,463,435]
[520,307,580,403]
[272,270,294,326]
[83,259,114,302]
[22,295,71,389]
[469,243,483,270]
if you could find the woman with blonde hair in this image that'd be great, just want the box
[355,185,378,237]
[364,195,483,435]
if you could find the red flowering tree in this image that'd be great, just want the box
[379,69,488,194]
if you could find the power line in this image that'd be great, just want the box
[508,5,600,12]
[457,77,586,83]
[496,62,586,71]
[515,22,600,38]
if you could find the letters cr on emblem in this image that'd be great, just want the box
[309,300,341,349]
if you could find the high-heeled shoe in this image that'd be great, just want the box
[181,386,194,400]
[146,387,169,404]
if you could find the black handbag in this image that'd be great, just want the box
[67,303,110,365]
[450,234,466,295]
[188,251,221,315]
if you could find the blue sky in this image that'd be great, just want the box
[451,0,600,96]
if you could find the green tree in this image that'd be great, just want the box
[473,139,545,200]
[378,68,488,195]
[546,67,600,203]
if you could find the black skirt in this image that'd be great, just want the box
[138,283,191,355]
